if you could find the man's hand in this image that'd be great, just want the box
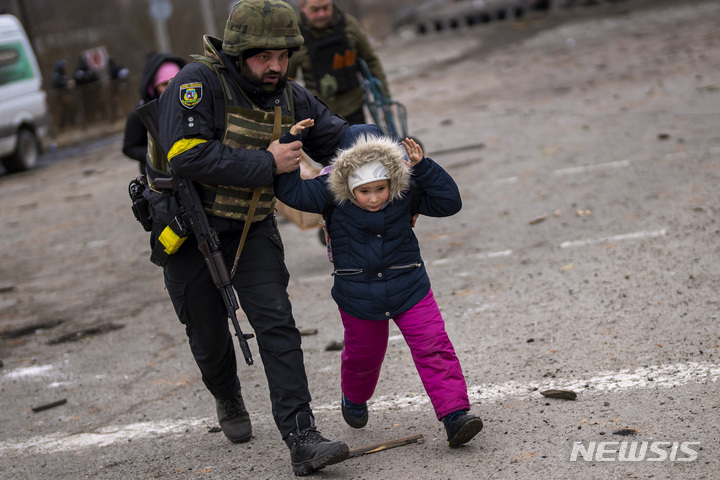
[269,139,304,174]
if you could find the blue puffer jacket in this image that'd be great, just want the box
[274,135,461,320]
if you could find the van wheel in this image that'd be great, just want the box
[3,129,40,173]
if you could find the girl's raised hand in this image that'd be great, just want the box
[290,118,315,135]
[402,138,423,165]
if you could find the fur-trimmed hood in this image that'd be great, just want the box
[328,135,410,205]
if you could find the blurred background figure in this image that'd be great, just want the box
[51,59,68,89]
[73,54,104,123]
[109,57,129,81]
[109,57,130,121]
[73,55,98,86]
[289,0,391,125]
[51,59,77,131]
[122,52,186,175]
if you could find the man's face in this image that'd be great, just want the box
[242,49,290,89]
[300,0,334,29]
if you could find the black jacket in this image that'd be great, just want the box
[275,136,462,320]
[157,37,348,192]
[122,53,187,168]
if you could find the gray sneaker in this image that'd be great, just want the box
[215,391,252,443]
[286,412,349,476]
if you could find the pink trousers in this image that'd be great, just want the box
[339,289,471,420]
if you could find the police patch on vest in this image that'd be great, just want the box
[179,82,202,109]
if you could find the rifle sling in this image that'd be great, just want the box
[231,106,283,277]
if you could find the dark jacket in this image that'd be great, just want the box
[274,136,462,320]
[156,36,348,232]
[122,53,186,168]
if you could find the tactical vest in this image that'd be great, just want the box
[301,15,360,99]
[146,51,295,223]
[147,133,169,186]
[194,54,295,222]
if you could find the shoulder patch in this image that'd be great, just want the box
[179,82,203,109]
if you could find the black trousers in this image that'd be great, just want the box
[160,215,312,439]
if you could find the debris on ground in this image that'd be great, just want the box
[540,389,577,400]
[31,398,67,413]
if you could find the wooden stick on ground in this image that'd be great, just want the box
[31,398,67,412]
[349,434,424,458]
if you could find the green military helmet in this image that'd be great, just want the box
[222,0,304,56]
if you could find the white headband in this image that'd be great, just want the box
[348,161,389,197]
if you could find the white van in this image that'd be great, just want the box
[0,14,50,173]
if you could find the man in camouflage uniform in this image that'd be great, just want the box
[289,0,390,124]
[156,0,349,475]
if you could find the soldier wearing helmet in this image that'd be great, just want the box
[289,0,391,124]
[154,0,350,475]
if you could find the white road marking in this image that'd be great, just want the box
[431,250,512,266]
[428,228,667,268]
[430,225,666,266]
[0,418,210,455]
[1,361,717,456]
[553,160,631,176]
[560,229,667,248]
[472,249,513,259]
[346,362,720,412]
[3,364,55,379]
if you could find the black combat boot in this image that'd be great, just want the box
[215,391,252,443]
[442,410,483,448]
[285,412,349,476]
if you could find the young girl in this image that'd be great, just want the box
[274,124,483,448]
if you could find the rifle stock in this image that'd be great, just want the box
[136,99,255,366]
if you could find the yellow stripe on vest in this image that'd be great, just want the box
[167,138,207,161]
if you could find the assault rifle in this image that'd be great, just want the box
[136,99,254,366]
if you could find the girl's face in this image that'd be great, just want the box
[353,180,390,212]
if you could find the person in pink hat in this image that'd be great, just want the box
[122,53,186,174]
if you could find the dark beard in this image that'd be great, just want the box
[240,62,288,93]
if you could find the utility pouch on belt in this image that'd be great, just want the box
[150,216,190,267]
[129,175,152,232]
